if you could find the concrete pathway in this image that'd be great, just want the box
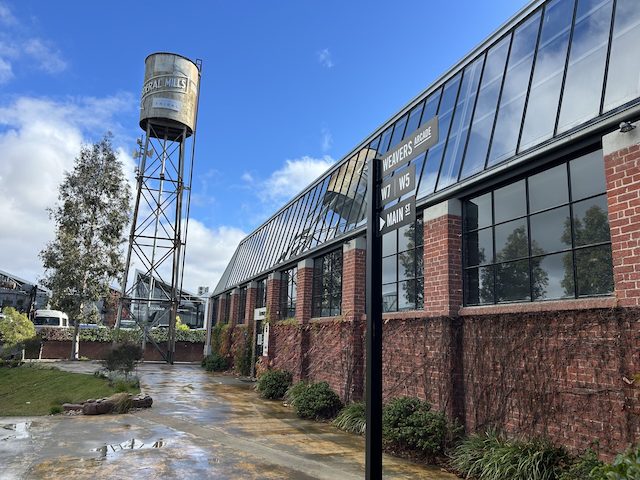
[0,361,457,479]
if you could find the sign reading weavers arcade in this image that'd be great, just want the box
[378,116,438,236]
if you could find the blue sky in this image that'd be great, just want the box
[0,0,528,290]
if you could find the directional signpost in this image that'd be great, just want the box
[365,116,438,480]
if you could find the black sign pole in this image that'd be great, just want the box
[365,152,383,479]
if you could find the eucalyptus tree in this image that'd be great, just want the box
[40,134,131,359]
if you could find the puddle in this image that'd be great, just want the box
[1,422,31,441]
[93,438,166,458]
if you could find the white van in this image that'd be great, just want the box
[33,309,69,329]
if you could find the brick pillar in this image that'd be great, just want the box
[342,236,366,401]
[266,272,283,321]
[423,199,463,316]
[245,282,257,325]
[296,259,314,324]
[603,123,640,307]
[229,288,241,327]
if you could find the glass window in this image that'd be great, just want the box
[519,0,574,151]
[382,216,424,312]
[236,287,247,324]
[224,292,231,324]
[463,149,612,305]
[256,278,267,309]
[557,0,613,133]
[604,0,640,111]
[312,249,342,317]
[459,35,511,180]
[437,55,485,190]
[488,13,542,167]
[389,114,408,149]
[280,267,297,319]
[405,102,425,137]
[570,149,606,200]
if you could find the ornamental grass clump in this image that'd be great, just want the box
[450,430,569,480]
[382,397,458,457]
[333,402,366,435]
[293,381,342,420]
[255,369,293,400]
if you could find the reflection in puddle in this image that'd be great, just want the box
[94,438,166,458]
[1,422,31,440]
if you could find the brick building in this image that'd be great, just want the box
[212,0,640,455]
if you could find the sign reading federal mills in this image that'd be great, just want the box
[380,116,439,176]
[378,116,439,236]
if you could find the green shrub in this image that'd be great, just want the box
[234,332,253,377]
[201,353,228,372]
[600,445,640,480]
[333,402,366,435]
[450,430,569,480]
[284,381,309,407]
[102,343,142,377]
[293,381,342,420]
[382,397,457,457]
[49,405,62,415]
[256,369,292,399]
[0,307,36,357]
[559,449,606,480]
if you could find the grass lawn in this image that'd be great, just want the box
[0,364,140,415]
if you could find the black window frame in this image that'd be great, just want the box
[312,249,343,318]
[255,277,267,309]
[236,286,247,325]
[280,266,297,320]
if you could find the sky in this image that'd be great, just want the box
[0,0,529,293]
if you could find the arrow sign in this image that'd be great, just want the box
[380,116,439,176]
[380,164,416,206]
[379,196,416,236]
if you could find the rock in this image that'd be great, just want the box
[131,394,153,409]
[82,402,99,415]
[62,403,83,412]
[82,400,115,415]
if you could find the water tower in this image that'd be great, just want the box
[117,53,202,364]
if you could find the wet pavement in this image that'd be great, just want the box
[0,361,457,479]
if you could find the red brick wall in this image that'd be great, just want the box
[296,266,314,324]
[342,246,366,321]
[266,276,283,320]
[424,214,463,316]
[229,290,241,326]
[605,143,640,307]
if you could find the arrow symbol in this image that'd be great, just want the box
[379,217,386,231]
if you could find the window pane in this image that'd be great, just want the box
[398,250,415,281]
[399,279,418,310]
[528,164,569,212]
[389,114,408,149]
[465,266,495,305]
[405,102,425,137]
[382,283,397,312]
[572,194,611,246]
[464,227,493,266]
[496,259,531,302]
[382,255,397,284]
[417,74,462,197]
[488,13,542,167]
[604,0,640,111]
[460,35,511,180]
[437,55,484,190]
[557,0,613,133]
[464,192,492,231]
[398,222,416,252]
[382,230,396,257]
[533,252,575,300]
[495,218,528,261]
[519,0,574,151]
[575,244,614,296]
[494,179,526,223]
[570,150,606,200]
[530,206,572,254]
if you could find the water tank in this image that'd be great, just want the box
[140,52,200,139]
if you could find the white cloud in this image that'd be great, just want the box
[241,172,254,183]
[0,2,16,25]
[253,155,335,204]
[321,127,333,152]
[317,48,334,68]
[0,57,12,84]
[23,38,67,73]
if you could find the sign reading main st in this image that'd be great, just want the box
[380,116,439,176]
[379,196,416,236]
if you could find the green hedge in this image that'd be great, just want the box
[37,327,206,343]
